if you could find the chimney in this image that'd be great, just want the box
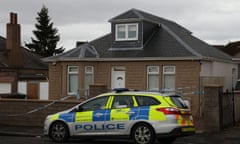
[76,41,87,47]
[6,12,24,67]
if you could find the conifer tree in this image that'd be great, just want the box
[25,5,64,57]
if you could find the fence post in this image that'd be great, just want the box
[232,88,235,126]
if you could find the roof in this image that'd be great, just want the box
[215,41,240,56]
[45,8,232,62]
[0,36,48,69]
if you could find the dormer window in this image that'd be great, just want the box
[115,23,138,41]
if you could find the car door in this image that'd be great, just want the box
[73,96,110,135]
[105,95,136,135]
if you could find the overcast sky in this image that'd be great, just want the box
[1,0,240,51]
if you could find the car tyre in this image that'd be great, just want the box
[132,123,155,144]
[49,121,69,142]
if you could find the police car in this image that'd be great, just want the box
[44,89,195,144]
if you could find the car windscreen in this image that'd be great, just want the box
[168,95,188,109]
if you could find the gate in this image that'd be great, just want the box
[219,91,235,129]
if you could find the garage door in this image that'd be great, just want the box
[0,83,12,94]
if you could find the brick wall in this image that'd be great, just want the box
[49,60,201,115]
[0,99,80,126]
[89,84,108,98]
[203,87,240,132]
[49,63,62,99]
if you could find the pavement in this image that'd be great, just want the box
[0,125,43,137]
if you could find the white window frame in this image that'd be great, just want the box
[85,66,94,95]
[67,66,79,95]
[0,83,12,94]
[163,66,176,90]
[115,23,138,41]
[147,66,160,91]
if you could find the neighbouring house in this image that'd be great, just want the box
[0,13,49,100]
[44,8,237,116]
[215,41,240,80]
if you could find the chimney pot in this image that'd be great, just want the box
[76,41,87,47]
[10,12,17,24]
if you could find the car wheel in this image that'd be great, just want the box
[158,137,176,144]
[49,121,69,142]
[132,123,155,144]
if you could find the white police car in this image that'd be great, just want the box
[44,89,195,144]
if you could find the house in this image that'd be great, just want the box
[0,13,48,99]
[44,9,237,116]
[215,41,240,79]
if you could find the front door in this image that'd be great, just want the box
[111,66,125,89]
[27,82,39,99]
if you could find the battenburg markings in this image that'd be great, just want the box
[75,123,125,131]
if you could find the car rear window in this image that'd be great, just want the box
[168,95,188,109]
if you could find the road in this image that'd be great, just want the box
[0,134,239,144]
[0,136,194,144]
[1,124,240,144]
[0,135,239,144]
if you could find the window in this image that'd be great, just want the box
[68,66,78,94]
[163,66,176,90]
[135,96,160,106]
[78,96,109,112]
[0,83,11,94]
[85,66,94,95]
[116,23,138,41]
[147,66,159,91]
[112,96,133,109]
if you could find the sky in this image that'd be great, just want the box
[0,0,240,51]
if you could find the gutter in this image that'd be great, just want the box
[43,56,201,63]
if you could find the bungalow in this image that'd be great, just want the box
[0,13,48,99]
[44,9,237,116]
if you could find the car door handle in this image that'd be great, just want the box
[126,111,135,115]
[94,113,104,117]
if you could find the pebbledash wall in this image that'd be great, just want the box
[0,99,80,126]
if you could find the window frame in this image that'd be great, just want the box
[163,66,175,74]
[115,23,138,41]
[84,66,94,95]
[162,66,176,90]
[147,66,160,91]
[67,66,79,95]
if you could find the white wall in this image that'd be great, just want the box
[17,82,27,94]
[17,81,49,100]
[200,60,238,91]
[39,82,49,100]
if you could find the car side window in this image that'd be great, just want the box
[135,96,160,106]
[78,96,109,112]
[112,96,133,109]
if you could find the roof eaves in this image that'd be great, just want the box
[44,56,201,62]
[201,56,234,63]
